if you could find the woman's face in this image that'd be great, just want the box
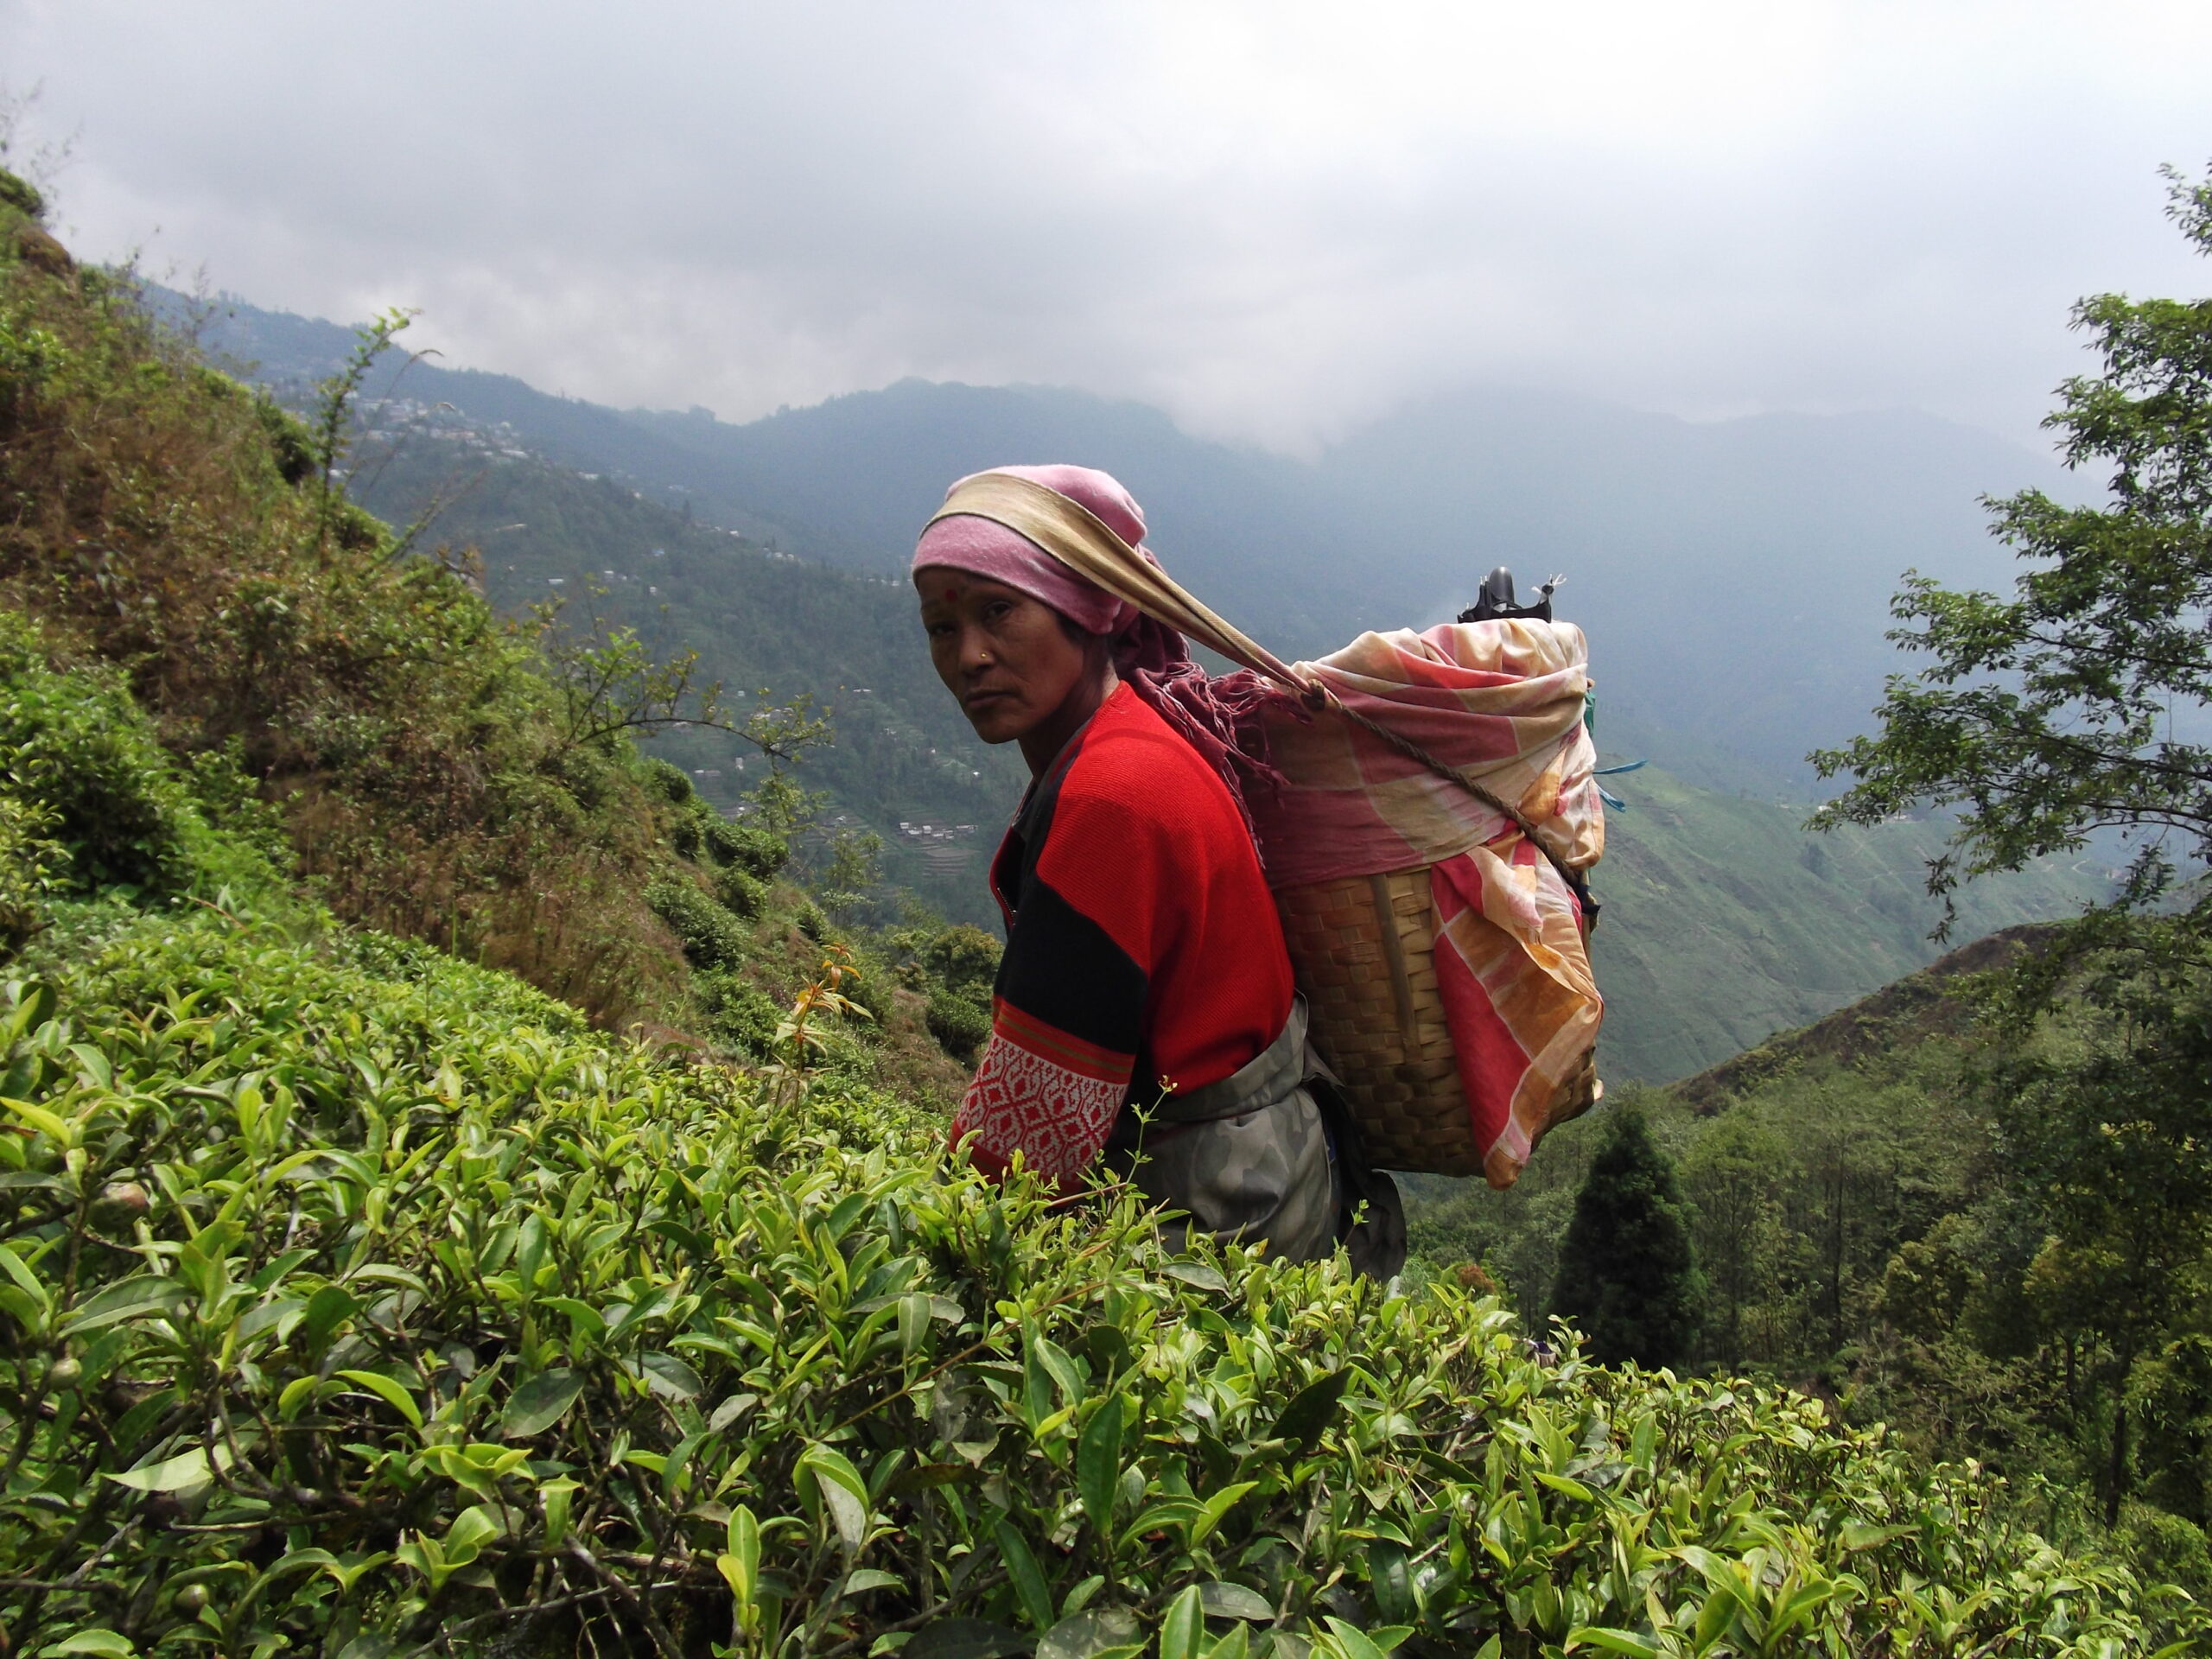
[916,571,1101,749]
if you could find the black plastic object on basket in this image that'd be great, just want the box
[1458,565,1564,624]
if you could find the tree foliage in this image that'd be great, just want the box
[1813,164,2212,919]
[1797,161,2212,1538]
[1982,947,2212,1524]
[1549,1105,1703,1370]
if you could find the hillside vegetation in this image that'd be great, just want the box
[0,179,987,1109]
[0,176,2186,1654]
[1586,768,2097,1081]
[349,438,1011,925]
[0,593,2178,1658]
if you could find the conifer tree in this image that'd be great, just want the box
[1549,1104,1703,1368]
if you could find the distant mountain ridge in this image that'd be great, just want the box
[1668,921,2061,1111]
[170,284,2071,783]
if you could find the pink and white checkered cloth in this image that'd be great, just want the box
[1239,618,1605,1188]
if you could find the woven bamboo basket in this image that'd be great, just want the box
[1276,865,1597,1177]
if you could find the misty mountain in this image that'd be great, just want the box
[173,285,2069,783]
[1318,388,2064,778]
[638,380,2063,778]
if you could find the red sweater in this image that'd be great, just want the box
[951,683,1294,1180]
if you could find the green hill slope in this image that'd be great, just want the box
[1590,765,2102,1080]
[177,286,2069,779]
[0,177,996,1109]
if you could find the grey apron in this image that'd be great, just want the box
[1119,999,1407,1277]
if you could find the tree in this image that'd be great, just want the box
[1812,163,2212,1525]
[1681,1113,1782,1367]
[1990,956,2212,1522]
[1550,1103,1703,1368]
[1812,163,2212,925]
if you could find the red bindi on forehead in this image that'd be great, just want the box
[939,586,960,602]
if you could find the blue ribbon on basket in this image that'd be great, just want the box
[1594,759,1645,812]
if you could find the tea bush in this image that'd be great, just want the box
[649,875,753,974]
[0,617,213,897]
[0,613,290,932]
[925,989,992,1065]
[716,865,772,924]
[650,762,789,901]
[709,818,790,886]
[891,925,1000,1065]
[0,792,54,952]
[697,968,790,1058]
[0,893,2193,1657]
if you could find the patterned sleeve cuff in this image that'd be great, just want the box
[950,1014,1132,1182]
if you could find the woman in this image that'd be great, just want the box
[912,463,1403,1274]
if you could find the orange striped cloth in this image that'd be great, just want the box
[1238,619,1605,1187]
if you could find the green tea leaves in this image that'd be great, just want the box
[1198,1582,1274,1623]
[62,1274,186,1334]
[104,1442,232,1493]
[898,1291,932,1357]
[1038,1606,1142,1659]
[334,1369,423,1430]
[1267,1368,1351,1452]
[635,1350,703,1400]
[1566,1630,1660,1658]
[1160,1262,1228,1294]
[718,1503,763,1628]
[1076,1392,1124,1540]
[39,1633,136,1658]
[501,1369,582,1439]
[1188,1481,1258,1549]
[1159,1586,1206,1659]
[995,1520,1056,1631]
[1318,1618,1404,1659]
[796,1442,871,1551]
[298,1284,359,1351]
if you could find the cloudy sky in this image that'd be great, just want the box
[5,1,2209,452]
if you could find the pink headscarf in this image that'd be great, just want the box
[911,464,1149,635]
[912,464,1285,837]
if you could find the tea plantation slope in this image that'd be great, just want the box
[0,902,2187,1655]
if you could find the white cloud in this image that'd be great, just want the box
[6,0,2211,450]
